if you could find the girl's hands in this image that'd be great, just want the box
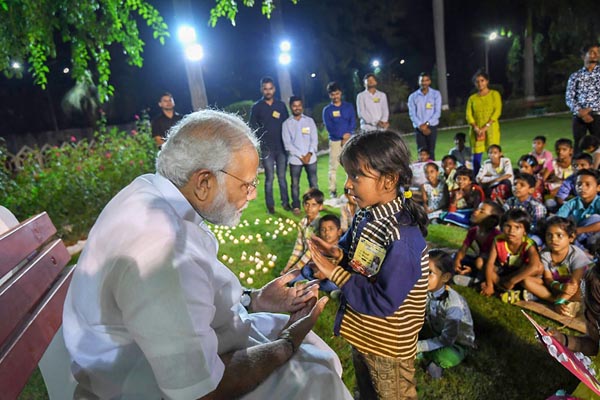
[307,240,338,279]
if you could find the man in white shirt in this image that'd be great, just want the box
[356,73,390,132]
[282,96,319,215]
[62,110,352,400]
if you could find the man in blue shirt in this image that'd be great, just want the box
[408,72,442,160]
[282,96,319,214]
[322,82,356,198]
[566,44,600,151]
[250,77,291,214]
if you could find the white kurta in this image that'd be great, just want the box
[63,173,351,400]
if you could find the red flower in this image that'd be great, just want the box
[70,135,77,142]
[134,114,140,120]
[76,165,82,171]
[131,129,138,136]
[99,165,105,171]
[105,152,112,159]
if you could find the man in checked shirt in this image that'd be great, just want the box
[566,44,600,151]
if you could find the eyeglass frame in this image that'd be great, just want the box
[218,169,259,194]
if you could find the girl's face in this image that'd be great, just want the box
[519,161,534,175]
[471,203,494,225]
[545,225,574,253]
[487,147,502,164]
[456,175,472,190]
[419,151,430,162]
[427,260,448,292]
[474,75,489,91]
[532,140,544,154]
[424,165,439,184]
[344,162,396,209]
[502,220,526,244]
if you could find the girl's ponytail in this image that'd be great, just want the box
[401,187,428,237]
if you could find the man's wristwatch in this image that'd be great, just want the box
[241,289,253,310]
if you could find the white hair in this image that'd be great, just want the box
[156,109,259,188]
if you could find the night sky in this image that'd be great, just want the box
[0,0,571,142]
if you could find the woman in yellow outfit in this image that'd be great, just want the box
[466,71,502,174]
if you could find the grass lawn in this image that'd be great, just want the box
[21,114,584,399]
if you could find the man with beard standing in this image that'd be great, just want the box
[408,72,442,160]
[62,110,353,400]
[566,44,600,151]
[356,73,390,132]
[151,92,183,148]
[250,77,291,214]
[282,96,319,215]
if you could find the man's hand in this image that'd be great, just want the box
[480,282,494,297]
[341,133,351,146]
[419,123,431,135]
[378,121,390,129]
[279,296,329,351]
[253,270,319,313]
[300,153,312,165]
[579,107,593,122]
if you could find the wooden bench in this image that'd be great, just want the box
[0,212,75,399]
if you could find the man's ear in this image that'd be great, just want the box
[192,169,215,201]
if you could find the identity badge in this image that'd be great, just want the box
[302,127,310,134]
[272,111,281,119]
[332,110,341,118]
[349,237,386,277]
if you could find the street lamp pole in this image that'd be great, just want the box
[485,31,498,77]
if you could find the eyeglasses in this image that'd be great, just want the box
[219,169,259,195]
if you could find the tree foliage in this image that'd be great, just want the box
[0,0,169,102]
[208,0,298,27]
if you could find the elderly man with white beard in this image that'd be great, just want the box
[62,109,352,400]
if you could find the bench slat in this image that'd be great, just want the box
[0,212,57,277]
[0,239,70,347]
[0,265,75,399]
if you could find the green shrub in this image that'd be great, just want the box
[224,100,255,122]
[0,115,156,242]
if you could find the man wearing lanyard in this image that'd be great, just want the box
[250,77,291,214]
[566,44,600,151]
[408,72,442,160]
[356,73,390,132]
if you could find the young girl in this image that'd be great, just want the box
[308,130,429,400]
[421,162,449,221]
[418,249,475,378]
[476,144,513,202]
[518,154,545,203]
[442,155,459,192]
[481,208,543,298]
[523,217,592,316]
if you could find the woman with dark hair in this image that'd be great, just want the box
[466,70,502,174]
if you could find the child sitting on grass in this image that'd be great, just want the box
[289,214,342,293]
[544,138,574,211]
[442,155,458,192]
[557,169,600,254]
[530,135,554,176]
[417,249,475,378]
[422,162,449,221]
[440,167,484,228]
[522,217,592,317]
[481,208,543,299]
[281,188,323,275]
[454,200,503,282]
[502,172,547,245]
[580,134,600,170]
[518,154,545,203]
[448,132,472,168]
[556,152,593,207]
[475,144,513,202]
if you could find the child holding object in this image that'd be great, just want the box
[481,208,543,299]
[522,217,592,317]
[309,130,429,400]
[417,249,475,378]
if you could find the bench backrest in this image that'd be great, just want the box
[0,212,75,398]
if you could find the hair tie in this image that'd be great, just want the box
[404,189,413,199]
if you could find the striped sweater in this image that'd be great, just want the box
[330,197,429,359]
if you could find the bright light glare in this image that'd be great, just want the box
[11,62,21,69]
[371,59,380,68]
[185,44,204,61]
[310,72,316,78]
[280,40,291,52]
[178,26,197,44]
[488,31,498,41]
[63,67,70,74]
[279,53,291,65]
[400,59,405,65]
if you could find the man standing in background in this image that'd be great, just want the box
[566,44,600,151]
[151,92,183,147]
[356,73,389,132]
[408,72,442,160]
[323,82,356,199]
[250,76,291,214]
